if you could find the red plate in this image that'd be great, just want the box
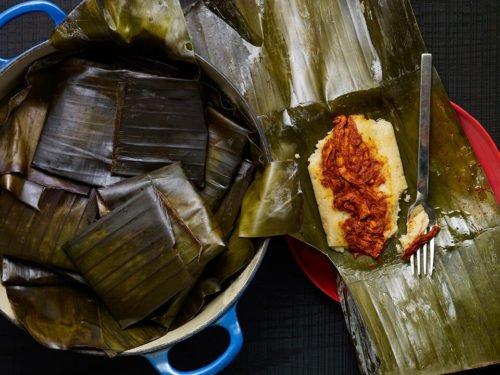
[288,102,500,303]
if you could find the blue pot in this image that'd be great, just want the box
[0,2,269,374]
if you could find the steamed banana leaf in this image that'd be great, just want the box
[200,107,250,209]
[31,59,123,187]
[0,61,90,195]
[3,258,166,354]
[7,285,103,350]
[64,186,193,328]
[97,163,224,260]
[111,75,208,188]
[186,1,500,373]
[50,0,195,65]
[2,257,66,286]
[0,189,98,271]
[214,159,255,237]
[0,174,45,210]
[239,160,303,237]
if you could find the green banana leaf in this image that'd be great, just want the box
[97,163,224,261]
[185,1,500,373]
[214,159,255,238]
[0,189,98,271]
[200,107,250,209]
[111,74,208,188]
[50,0,195,65]
[64,185,193,328]
[239,160,303,237]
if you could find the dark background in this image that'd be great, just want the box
[0,1,498,374]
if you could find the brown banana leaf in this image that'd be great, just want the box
[31,58,123,187]
[2,257,66,286]
[3,258,165,354]
[186,1,500,373]
[64,185,193,328]
[200,107,250,209]
[214,159,255,238]
[0,189,98,271]
[50,0,195,66]
[0,60,90,195]
[97,163,224,261]
[0,174,45,210]
[111,75,208,188]
[7,285,103,350]
[238,160,303,237]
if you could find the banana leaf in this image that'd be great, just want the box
[97,163,224,261]
[50,0,195,66]
[31,59,123,187]
[64,185,194,328]
[3,258,166,355]
[0,60,90,196]
[2,257,66,286]
[111,75,208,188]
[0,189,98,271]
[186,1,500,373]
[200,107,250,209]
[214,159,255,238]
[7,285,103,350]
[0,174,45,210]
[238,160,303,237]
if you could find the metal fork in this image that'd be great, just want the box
[408,53,436,276]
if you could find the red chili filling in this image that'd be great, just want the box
[321,115,389,259]
[402,225,440,261]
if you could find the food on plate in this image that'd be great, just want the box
[308,115,407,258]
[399,204,440,260]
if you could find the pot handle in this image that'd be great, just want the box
[0,1,66,69]
[145,305,243,375]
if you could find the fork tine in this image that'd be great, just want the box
[416,248,421,276]
[410,254,415,274]
[423,227,428,275]
[429,237,435,277]
[423,242,427,275]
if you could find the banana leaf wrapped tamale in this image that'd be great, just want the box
[2,257,67,286]
[0,189,98,271]
[64,186,194,328]
[97,163,224,261]
[111,75,208,188]
[185,1,500,373]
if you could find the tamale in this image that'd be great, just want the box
[186,1,500,373]
[64,186,193,328]
[200,107,250,209]
[31,59,122,187]
[0,189,98,271]
[97,163,224,261]
[214,160,255,238]
[111,75,208,188]
[0,67,90,195]
[7,285,103,350]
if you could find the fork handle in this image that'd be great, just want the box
[417,53,433,201]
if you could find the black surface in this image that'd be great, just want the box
[0,1,498,374]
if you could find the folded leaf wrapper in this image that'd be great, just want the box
[2,258,67,286]
[186,1,500,373]
[64,186,193,328]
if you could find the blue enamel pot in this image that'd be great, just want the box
[0,2,269,374]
